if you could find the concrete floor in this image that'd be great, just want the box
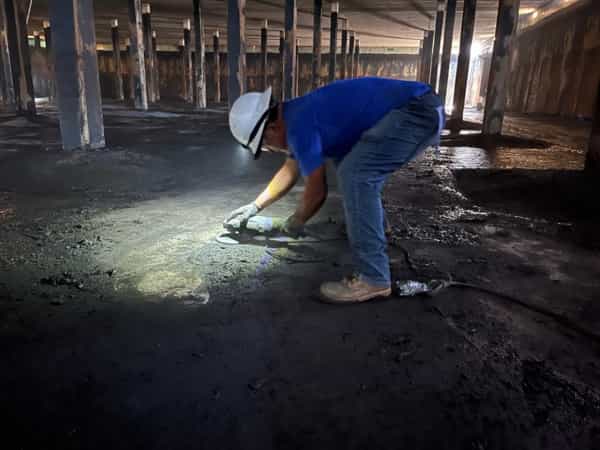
[1,103,600,449]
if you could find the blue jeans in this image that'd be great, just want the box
[336,92,443,287]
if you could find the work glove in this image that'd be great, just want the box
[224,202,260,229]
[282,214,305,236]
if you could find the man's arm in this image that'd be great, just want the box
[254,157,300,210]
[288,164,328,225]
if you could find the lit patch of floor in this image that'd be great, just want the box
[88,194,276,302]
[136,269,207,301]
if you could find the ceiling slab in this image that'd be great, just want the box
[27,0,553,51]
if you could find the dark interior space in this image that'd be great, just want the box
[1,1,600,449]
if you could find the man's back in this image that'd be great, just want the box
[283,77,432,176]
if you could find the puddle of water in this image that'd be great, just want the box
[436,145,585,170]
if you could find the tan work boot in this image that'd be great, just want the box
[320,275,392,304]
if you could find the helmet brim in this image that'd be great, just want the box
[244,87,273,157]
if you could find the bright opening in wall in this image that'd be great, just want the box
[471,41,483,59]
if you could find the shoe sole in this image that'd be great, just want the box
[319,288,393,305]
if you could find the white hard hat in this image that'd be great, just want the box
[229,87,273,158]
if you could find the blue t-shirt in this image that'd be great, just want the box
[282,77,432,176]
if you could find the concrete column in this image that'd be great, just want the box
[33,31,41,49]
[328,2,338,83]
[179,39,186,99]
[451,0,477,123]
[348,32,355,80]
[227,0,246,108]
[354,38,360,78]
[419,32,429,82]
[43,20,55,103]
[283,0,296,100]
[421,30,434,84]
[311,0,322,90]
[295,38,300,96]
[152,30,160,101]
[417,40,423,82]
[142,4,156,103]
[111,20,124,101]
[126,39,134,100]
[183,19,193,103]
[0,3,14,108]
[48,0,105,150]
[260,20,268,91]
[586,79,600,170]
[0,29,16,108]
[430,0,445,87]
[438,0,457,106]
[127,0,148,110]
[0,44,6,104]
[0,28,11,105]
[279,30,284,99]
[193,0,207,109]
[482,0,520,136]
[340,24,347,80]
[213,30,221,102]
[1,0,35,115]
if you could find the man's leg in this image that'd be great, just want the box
[337,146,390,287]
[320,94,441,304]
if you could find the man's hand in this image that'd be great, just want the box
[224,202,260,229]
[283,214,304,236]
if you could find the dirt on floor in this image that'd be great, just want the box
[1,103,600,450]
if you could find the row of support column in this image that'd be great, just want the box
[110,2,197,109]
[0,0,361,151]
[422,0,520,138]
[1,0,35,115]
[223,0,359,107]
[0,0,545,157]
[111,8,160,107]
[0,0,365,114]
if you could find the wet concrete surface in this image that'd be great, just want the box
[1,102,600,449]
[450,108,592,170]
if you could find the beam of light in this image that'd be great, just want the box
[88,187,288,305]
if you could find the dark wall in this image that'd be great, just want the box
[507,1,600,119]
[94,50,419,102]
[31,47,420,102]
